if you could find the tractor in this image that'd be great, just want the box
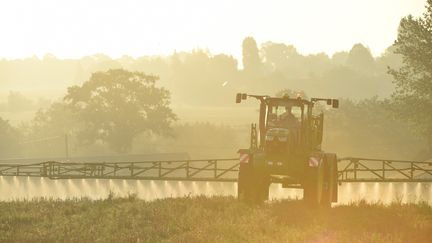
[236,93,339,206]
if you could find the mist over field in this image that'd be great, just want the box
[0,41,427,160]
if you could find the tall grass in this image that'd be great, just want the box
[0,196,431,242]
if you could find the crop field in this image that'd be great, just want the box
[1,196,431,243]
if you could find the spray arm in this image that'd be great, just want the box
[311,97,339,108]
[236,93,269,103]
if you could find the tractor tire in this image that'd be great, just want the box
[320,153,337,208]
[237,163,252,201]
[238,163,269,204]
[303,163,324,206]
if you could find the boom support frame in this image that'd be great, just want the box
[0,157,431,183]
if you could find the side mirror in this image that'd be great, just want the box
[236,93,242,103]
[242,93,247,100]
[332,99,339,108]
[326,99,332,105]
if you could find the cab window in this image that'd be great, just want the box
[267,101,303,128]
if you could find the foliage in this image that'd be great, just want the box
[64,69,176,153]
[169,50,238,105]
[260,42,300,75]
[331,51,349,66]
[242,37,262,75]
[0,117,20,157]
[346,43,375,72]
[31,102,76,138]
[4,91,34,112]
[389,0,432,152]
[275,89,307,99]
[324,98,425,159]
[0,197,431,242]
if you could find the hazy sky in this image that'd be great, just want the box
[0,0,427,59]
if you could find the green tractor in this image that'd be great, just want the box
[236,93,339,206]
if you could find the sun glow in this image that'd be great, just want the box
[0,0,426,59]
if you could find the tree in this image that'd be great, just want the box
[346,43,375,72]
[0,117,21,158]
[275,89,307,99]
[331,51,349,66]
[7,91,34,112]
[64,69,177,153]
[242,37,262,74]
[376,45,402,73]
[261,42,298,70]
[389,0,432,155]
[324,98,425,159]
[31,102,76,138]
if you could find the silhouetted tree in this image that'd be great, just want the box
[331,51,349,66]
[261,42,298,70]
[346,43,375,72]
[64,69,176,153]
[376,45,402,72]
[389,0,432,155]
[87,54,123,74]
[325,98,425,159]
[242,37,262,74]
[275,89,307,99]
[210,54,238,77]
[0,117,20,157]
[31,102,76,138]
[6,91,34,112]
[304,53,333,77]
[168,50,239,105]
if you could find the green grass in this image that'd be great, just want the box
[0,195,431,243]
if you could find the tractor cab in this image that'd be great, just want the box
[264,97,305,157]
[236,93,338,153]
[266,98,302,129]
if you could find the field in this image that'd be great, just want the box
[1,196,431,243]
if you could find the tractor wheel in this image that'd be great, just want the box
[238,163,269,204]
[238,163,253,202]
[303,163,324,206]
[320,153,337,208]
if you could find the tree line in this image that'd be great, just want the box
[1,36,401,109]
